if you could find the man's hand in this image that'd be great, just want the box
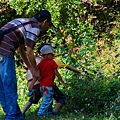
[28,68,40,91]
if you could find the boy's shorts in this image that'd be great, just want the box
[53,85,66,104]
[29,85,66,104]
[29,88,42,104]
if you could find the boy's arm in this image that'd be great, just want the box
[66,65,87,77]
[54,58,87,77]
[54,68,67,88]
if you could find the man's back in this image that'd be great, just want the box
[0,18,40,56]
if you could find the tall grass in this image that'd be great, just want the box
[0,67,119,120]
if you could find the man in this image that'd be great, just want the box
[0,10,54,120]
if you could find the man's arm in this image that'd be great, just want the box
[26,46,40,88]
[26,46,37,69]
[18,45,40,91]
[18,44,32,69]
[27,69,40,91]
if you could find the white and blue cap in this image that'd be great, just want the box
[40,45,55,55]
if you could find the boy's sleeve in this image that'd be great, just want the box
[27,57,42,81]
[27,70,33,81]
[53,58,67,69]
[52,60,58,69]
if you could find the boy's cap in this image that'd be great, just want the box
[34,10,55,28]
[40,45,55,55]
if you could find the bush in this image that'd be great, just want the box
[63,72,120,116]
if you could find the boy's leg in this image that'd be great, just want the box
[53,84,66,113]
[54,103,63,113]
[38,86,54,117]
[22,87,42,115]
[22,102,32,114]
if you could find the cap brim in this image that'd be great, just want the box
[40,52,56,55]
[52,52,56,55]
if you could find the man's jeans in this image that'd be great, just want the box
[0,54,24,120]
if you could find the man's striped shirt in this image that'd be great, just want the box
[0,18,40,56]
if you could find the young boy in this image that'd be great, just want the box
[34,45,66,117]
[22,56,66,117]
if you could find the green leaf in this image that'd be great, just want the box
[115,54,120,58]
[106,60,110,64]
[79,49,86,56]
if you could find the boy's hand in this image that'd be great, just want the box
[28,84,33,91]
[80,72,87,77]
[28,78,37,91]
[62,82,67,88]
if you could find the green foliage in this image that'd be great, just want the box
[0,1,18,27]
[62,72,120,116]
[110,90,120,118]
[0,0,120,119]
[1,65,120,120]
[8,0,43,17]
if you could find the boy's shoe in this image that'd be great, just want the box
[53,111,59,116]
[37,115,46,118]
